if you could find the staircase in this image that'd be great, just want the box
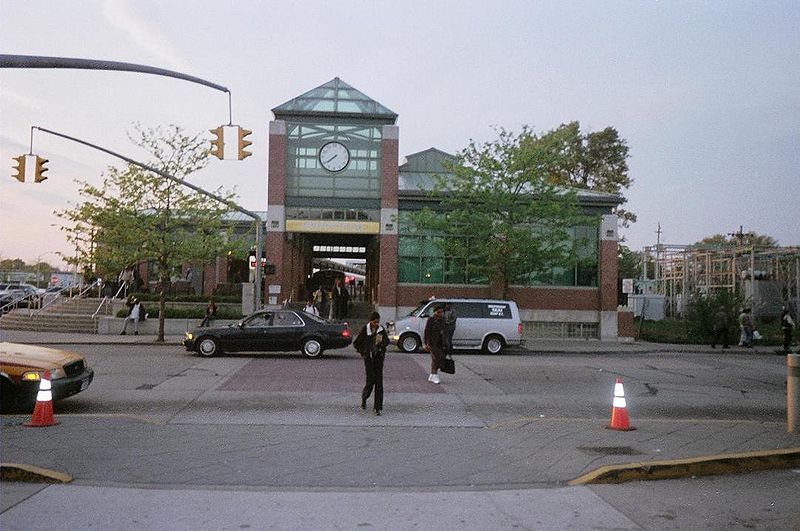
[0,297,113,333]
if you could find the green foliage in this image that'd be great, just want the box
[55,124,246,341]
[539,121,634,226]
[127,292,240,303]
[116,306,243,319]
[409,126,590,299]
[695,232,779,248]
[639,289,784,346]
[684,289,742,342]
[618,244,641,280]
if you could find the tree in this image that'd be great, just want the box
[410,127,589,299]
[539,121,634,226]
[695,232,778,248]
[57,124,241,341]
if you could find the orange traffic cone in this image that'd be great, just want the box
[25,371,59,427]
[606,377,635,431]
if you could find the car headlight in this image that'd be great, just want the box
[185,332,193,340]
[22,368,65,381]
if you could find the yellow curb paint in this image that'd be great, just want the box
[569,447,800,485]
[1,463,73,483]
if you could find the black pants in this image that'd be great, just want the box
[784,328,794,353]
[362,352,385,411]
[711,327,728,348]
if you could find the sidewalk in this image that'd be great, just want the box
[2,329,799,529]
[0,328,788,355]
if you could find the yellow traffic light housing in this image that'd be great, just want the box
[34,155,49,183]
[209,127,224,160]
[12,155,26,182]
[238,127,252,160]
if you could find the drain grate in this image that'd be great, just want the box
[578,446,643,456]
[136,384,157,390]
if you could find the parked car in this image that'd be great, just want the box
[0,283,40,310]
[387,298,524,354]
[183,309,352,359]
[0,342,95,412]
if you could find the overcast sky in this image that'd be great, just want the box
[2,0,798,269]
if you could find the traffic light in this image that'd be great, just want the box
[238,127,252,160]
[209,126,224,160]
[12,155,26,182]
[34,155,49,183]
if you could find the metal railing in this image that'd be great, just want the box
[92,296,110,319]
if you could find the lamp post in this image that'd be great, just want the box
[35,251,54,288]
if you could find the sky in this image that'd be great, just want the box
[1,0,799,270]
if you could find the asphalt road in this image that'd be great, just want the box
[3,342,799,529]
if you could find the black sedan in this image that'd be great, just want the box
[183,309,352,358]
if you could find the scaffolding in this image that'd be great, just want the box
[642,244,800,319]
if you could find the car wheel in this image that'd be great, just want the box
[302,338,323,358]
[197,337,221,357]
[399,333,420,353]
[482,334,504,355]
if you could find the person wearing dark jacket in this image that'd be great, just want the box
[424,305,445,384]
[781,308,795,354]
[354,311,389,415]
[711,306,729,349]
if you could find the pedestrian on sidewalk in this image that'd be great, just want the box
[711,305,729,349]
[120,297,142,335]
[424,305,445,384]
[354,311,389,416]
[443,302,457,356]
[200,299,217,327]
[303,299,319,316]
[781,307,795,354]
[738,308,754,348]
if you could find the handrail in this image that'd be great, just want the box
[33,291,66,316]
[1,294,37,316]
[114,283,126,300]
[77,281,100,299]
[92,296,109,319]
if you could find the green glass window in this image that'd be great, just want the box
[286,123,382,199]
[397,218,599,286]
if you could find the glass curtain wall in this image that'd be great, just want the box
[286,122,382,199]
[397,215,599,286]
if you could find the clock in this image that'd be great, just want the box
[319,141,350,172]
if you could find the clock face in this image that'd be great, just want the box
[319,141,350,172]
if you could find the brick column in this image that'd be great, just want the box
[377,125,399,320]
[266,120,287,306]
[598,214,619,340]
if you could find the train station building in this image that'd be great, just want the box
[249,77,627,340]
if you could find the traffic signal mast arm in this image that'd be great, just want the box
[33,127,257,219]
[31,126,265,309]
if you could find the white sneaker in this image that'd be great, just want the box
[427,374,434,382]
[431,374,441,384]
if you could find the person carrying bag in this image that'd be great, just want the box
[354,311,389,416]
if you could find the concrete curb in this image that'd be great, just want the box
[568,447,800,485]
[1,462,73,483]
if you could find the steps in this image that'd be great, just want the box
[0,310,98,333]
[0,297,112,333]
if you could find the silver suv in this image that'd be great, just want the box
[387,299,523,354]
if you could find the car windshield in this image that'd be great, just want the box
[408,301,431,317]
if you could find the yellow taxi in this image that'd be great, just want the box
[0,342,94,412]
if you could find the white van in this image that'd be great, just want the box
[387,299,523,354]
